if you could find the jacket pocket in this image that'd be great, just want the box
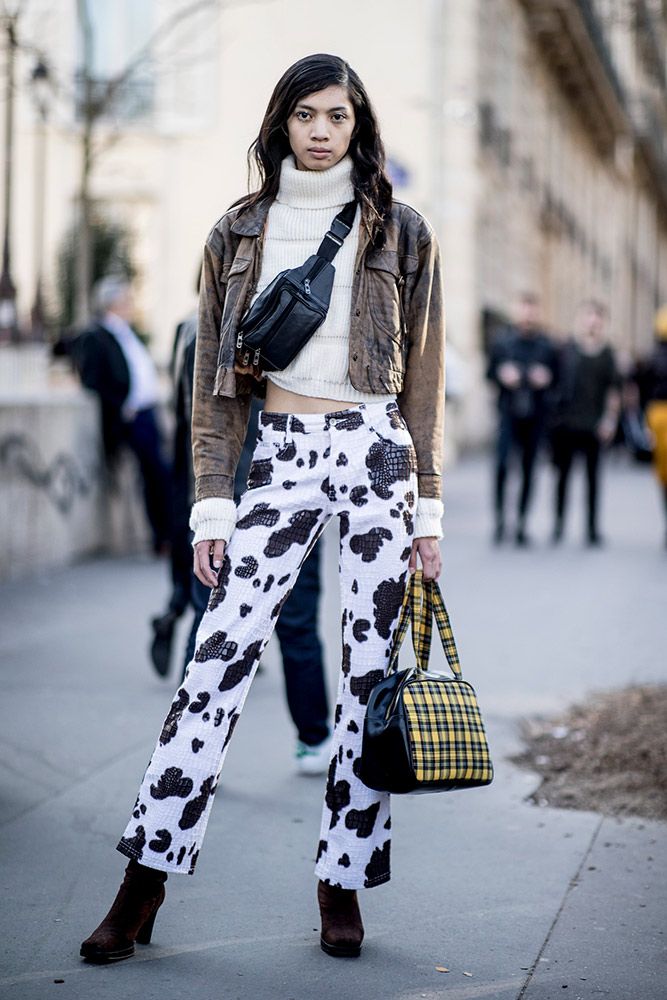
[365,251,402,341]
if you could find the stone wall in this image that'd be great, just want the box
[0,358,153,580]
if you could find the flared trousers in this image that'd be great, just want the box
[117,401,418,889]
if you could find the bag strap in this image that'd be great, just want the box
[387,571,428,675]
[386,572,463,680]
[426,579,463,678]
[316,201,357,263]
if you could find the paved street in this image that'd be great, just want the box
[0,453,665,1000]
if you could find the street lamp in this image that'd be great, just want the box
[30,58,50,341]
[0,6,20,342]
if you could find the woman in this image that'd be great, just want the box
[81,53,445,964]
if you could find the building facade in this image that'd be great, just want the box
[1,0,666,449]
[438,0,667,442]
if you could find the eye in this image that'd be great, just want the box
[331,113,347,123]
[295,110,311,122]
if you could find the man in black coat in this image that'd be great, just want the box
[487,293,558,545]
[550,301,620,546]
[71,276,170,552]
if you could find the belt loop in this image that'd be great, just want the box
[359,401,374,433]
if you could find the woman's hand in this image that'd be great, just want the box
[194,539,227,587]
[409,537,442,581]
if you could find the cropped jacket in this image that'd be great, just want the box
[192,196,446,505]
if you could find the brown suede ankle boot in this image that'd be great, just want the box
[80,860,168,964]
[318,880,364,957]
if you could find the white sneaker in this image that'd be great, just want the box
[295,737,331,776]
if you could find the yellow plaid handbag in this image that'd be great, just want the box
[360,571,494,794]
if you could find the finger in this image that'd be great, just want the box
[408,540,419,575]
[212,540,226,568]
[421,545,442,582]
[422,557,437,581]
[195,552,216,588]
[193,542,218,588]
[426,551,443,581]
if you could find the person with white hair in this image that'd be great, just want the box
[73,275,170,552]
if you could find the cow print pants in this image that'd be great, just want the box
[117,401,418,889]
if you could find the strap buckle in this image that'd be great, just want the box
[324,230,344,248]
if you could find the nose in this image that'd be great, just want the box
[310,115,330,141]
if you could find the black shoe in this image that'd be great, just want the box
[552,522,563,544]
[493,520,505,545]
[150,610,179,677]
[515,528,531,547]
[587,532,604,547]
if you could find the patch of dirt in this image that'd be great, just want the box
[511,685,667,821]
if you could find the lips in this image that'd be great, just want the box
[308,148,330,154]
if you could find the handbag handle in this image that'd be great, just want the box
[387,571,430,674]
[386,572,463,680]
[424,578,462,679]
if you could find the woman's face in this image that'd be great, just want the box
[286,85,356,172]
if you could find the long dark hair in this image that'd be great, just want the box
[232,54,393,245]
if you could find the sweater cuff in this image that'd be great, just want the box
[414,497,443,539]
[189,498,237,547]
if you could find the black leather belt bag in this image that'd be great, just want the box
[236,200,357,373]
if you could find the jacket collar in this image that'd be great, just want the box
[229,198,272,237]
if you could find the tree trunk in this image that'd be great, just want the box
[74,122,93,327]
[74,0,94,328]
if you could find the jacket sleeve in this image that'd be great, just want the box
[191,237,252,502]
[397,226,445,501]
[76,331,127,410]
[486,335,502,385]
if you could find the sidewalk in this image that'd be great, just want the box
[0,454,665,999]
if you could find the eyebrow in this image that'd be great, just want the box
[295,103,349,112]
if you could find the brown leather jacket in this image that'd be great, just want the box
[192,197,445,504]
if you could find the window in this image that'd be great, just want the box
[75,0,155,123]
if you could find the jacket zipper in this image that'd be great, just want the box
[397,274,407,336]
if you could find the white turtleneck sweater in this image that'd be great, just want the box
[259,155,392,404]
[190,155,443,546]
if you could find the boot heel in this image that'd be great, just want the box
[135,900,160,945]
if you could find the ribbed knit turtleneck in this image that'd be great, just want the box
[276,151,355,210]
[254,155,394,405]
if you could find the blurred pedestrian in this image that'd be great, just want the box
[550,301,620,546]
[487,293,557,545]
[613,349,652,463]
[81,54,444,966]
[644,305,667,546]
[150,311,209,677]
[71,276,171,553]
[151,328,331,774]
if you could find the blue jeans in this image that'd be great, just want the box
[123,407,171,548]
